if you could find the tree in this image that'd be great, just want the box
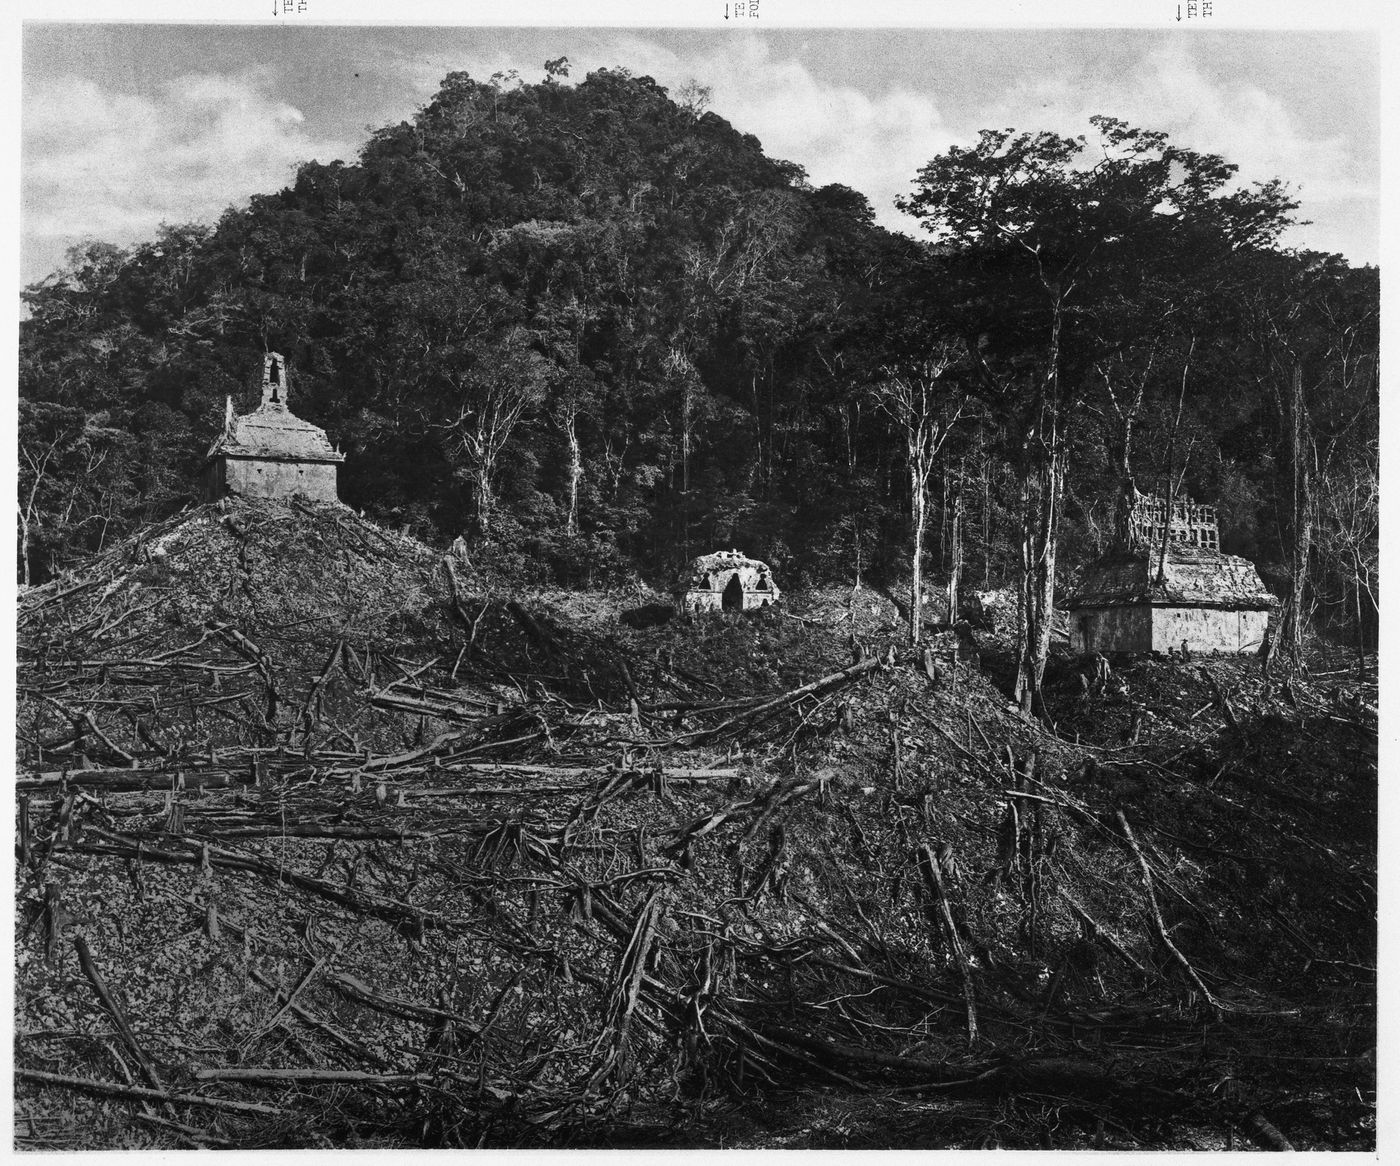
[439,331,549,539]
[1240,252,1378,662]
[17,401,133,584]
[900,116,1298,716]
[1315,447,1378,668]
[871,339,965,643]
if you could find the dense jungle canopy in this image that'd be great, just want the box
[18,63,1378,654]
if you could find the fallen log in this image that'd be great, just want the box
[756,1028,1122,1104]
[327,971,484,1044]
[129,1109,234,1149]
[917,844,978,1044]
[506,601,561,657]
[638,696,767,714]
[430,760,741,785]
[1057,886,1148,976]
[18,767,251,795]
[1115,810,1223,1016]
[242,956,331,1052]
[150,819,444,842]
[366,692,506,726]
[27,691,135,766]
[760,1024,970,1081]
[18,794,31,865]
[297,640,343,739]
[1241,1109,1295,1151]
[193,1068,429,1086]
[663,655,884,747]
[74,935,164,1091]
[172,899,395,1067]
[73,829,442,937]
[17,1068,285,1116]
[247,967,394,1067]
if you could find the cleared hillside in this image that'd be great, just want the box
[15,504,1376,1150]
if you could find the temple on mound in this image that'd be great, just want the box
[203,353,344,503]
[1064,490,1275,655]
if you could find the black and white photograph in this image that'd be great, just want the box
[13,4,1382,1152]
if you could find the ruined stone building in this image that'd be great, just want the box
[678,550,780,614]
[203,353,345,503]
[1064,492,1275,655]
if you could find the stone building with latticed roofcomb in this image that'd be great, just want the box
[1065,490,1275,655]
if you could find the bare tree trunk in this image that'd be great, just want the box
[853,514,863,590]
[1284,363,1313,662]
[473,462,495,539]
[845,400,863,589]
[1155,338,1195,585]
[1014,445,1062,718]
[1014,310,1067,721]
[1015,471,1035,711]
[1112,412,1137,549]
[1354,570,1367,672]
[982,448,991,589]
[564,408,581,537]
[680,381,693,560]
[910,454,927,646]
[937,462,947,575]
[681,385,691,498]
[947,464,963,627]
[18,449,53,589]
[17,503,31,590]
[1097,350,1153,550]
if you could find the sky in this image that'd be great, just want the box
[19,23,1382,287]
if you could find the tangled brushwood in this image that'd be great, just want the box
[15,501,1375,1149]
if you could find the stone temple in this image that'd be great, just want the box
[1064,491,1275,655]
[203,353,344,503]
[677,550,780,615]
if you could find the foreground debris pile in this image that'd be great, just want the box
[15,502,1375,1149]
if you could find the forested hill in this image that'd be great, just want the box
[18,63,1378,650]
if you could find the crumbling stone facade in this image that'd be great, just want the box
[203,353,345,503]
[1066,492,1275,655]
[677,550,780,615]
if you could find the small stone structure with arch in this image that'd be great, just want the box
[677,550,780,615]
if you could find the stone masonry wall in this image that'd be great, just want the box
[1071,604,1267,655]
[223,458,339,503]
[1151,606,1268,654]
[1069,605,1152,654]
[680,575,778,615]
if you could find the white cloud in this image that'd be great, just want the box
[963,43,1377,261]
[985,44,1372,207]
[654,37,960,231]
[22,71,356,273]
